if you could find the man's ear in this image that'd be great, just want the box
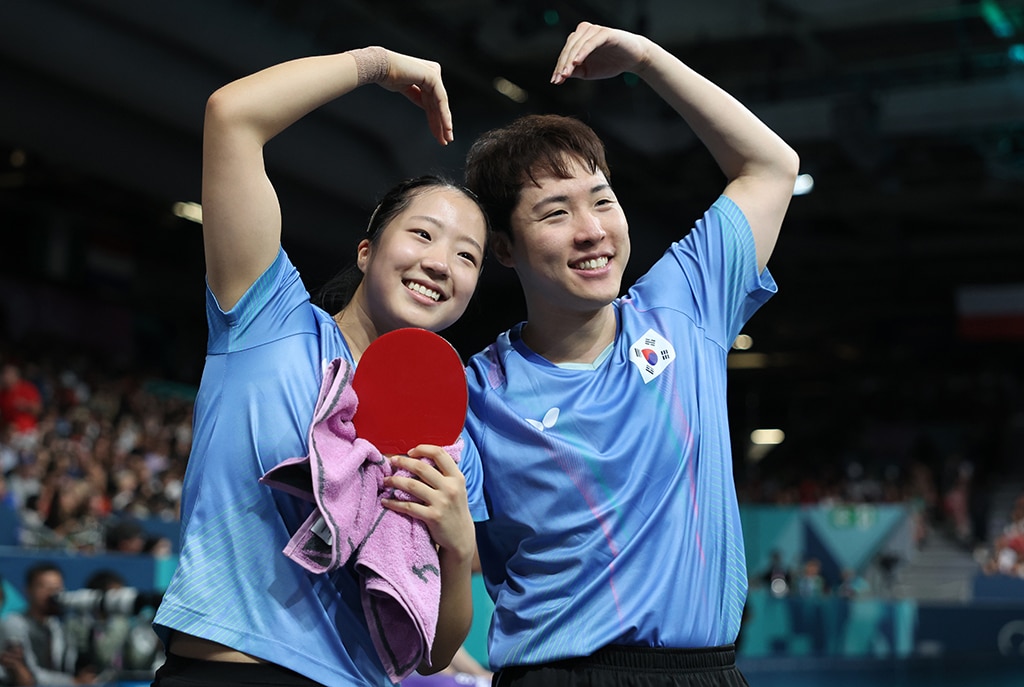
[356,238,371,273]
[491,232,515,268]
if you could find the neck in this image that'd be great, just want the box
[333,299,378,363]
[520,305,616,364]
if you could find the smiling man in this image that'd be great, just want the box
[462,21,800,687]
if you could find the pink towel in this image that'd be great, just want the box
[259,356,462,683]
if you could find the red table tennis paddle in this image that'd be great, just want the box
[351,327,468,455]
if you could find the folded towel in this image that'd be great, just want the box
[359,437,463,682]
[259,356,461,683]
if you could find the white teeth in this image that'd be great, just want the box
[406,282,441,301]
[574,256,609,270]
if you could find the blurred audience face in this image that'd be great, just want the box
[27,568,64,619]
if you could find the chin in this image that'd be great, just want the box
[400,311,457,334]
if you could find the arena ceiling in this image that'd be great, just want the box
[1,0,1023,465]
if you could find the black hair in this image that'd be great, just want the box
[26,561,62,588]
[312,174,489,314]
[464,114,609,240]
[85,569,126,591]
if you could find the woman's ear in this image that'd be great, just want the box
[356,238,371,273]
[491,232,515,268]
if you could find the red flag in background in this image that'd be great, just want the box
[956,284,1024,341]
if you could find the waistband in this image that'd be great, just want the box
[157,653,327,686]
[515,645,736,673]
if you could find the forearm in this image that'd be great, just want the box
[421,544,474,674]
[636,41,798,184]
[205,49,380,146]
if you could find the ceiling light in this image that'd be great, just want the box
[793,173,814,196]
[493,77,528,104]
[172,201,202,224]
[751,428,785,445]
[732,333,753,350]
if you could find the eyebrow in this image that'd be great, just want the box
[410,215,484,254]
[460,235,485,254]
[410,215,444,228]
[530,184,612,213]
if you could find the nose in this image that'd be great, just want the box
[575,212,606,244]
[420,249,450,278]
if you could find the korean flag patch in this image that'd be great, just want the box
[629,328,676,384]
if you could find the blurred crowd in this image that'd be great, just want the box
[0,339,190,556]
[979,492,1024,580]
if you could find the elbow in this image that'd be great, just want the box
[204,86,240,128]
[417,647,458,676]
[779,145,801,187]
[204,81,264,133]
[417,663,445,677]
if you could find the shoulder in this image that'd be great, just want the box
[0,613,28,633]
[466,326,519,390]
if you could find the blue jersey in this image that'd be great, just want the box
[154,248,487,686]
[466,196,775,669]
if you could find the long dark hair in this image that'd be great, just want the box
[312,175,488,315]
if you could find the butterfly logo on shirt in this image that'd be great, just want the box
[525,407,560,431]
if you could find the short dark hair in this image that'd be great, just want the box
[26,561,62,588]
[85,569,126,591]
[464,114,610,241]
[313,175,488,314]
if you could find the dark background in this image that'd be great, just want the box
[1,0,1022,487]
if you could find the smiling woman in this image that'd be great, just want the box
[328,177,488,354]
[147,45,491,687]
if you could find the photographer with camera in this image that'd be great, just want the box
[62,570,165,683]
[0,562,97,685]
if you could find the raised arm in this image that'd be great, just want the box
[552,22,800,271]
[202,48,454,310]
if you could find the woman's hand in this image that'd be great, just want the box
[377,49,453,145]
[382,444,475,561]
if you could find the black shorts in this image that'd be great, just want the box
[492,645,748,687]
[150,653,327,687]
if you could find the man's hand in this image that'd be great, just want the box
[550,22,652,85]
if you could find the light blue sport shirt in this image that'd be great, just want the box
[466,196,776,669]
[154,248,486,686]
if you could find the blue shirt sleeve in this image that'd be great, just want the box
[459,427,488,522]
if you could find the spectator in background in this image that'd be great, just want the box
[104,518,171,558]
[760,549,793,598]
[0,562,97,685]
[0,363,42,450]
[941,460,973,547]
[837,568,871,599]
[6,453,41,517]
[35,477,106,552]
[981,492,1024,579]
[0,576,34,686]
[796,558,828,598]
